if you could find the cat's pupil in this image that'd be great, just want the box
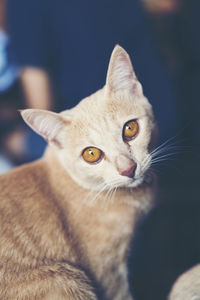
[127,125,131,130]
[89,150,94,156]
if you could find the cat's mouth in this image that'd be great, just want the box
[126,172,153,188]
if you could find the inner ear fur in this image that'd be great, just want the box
[106,45,143,96]
[20,109,70,148]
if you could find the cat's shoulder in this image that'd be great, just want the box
[0,159,48,199]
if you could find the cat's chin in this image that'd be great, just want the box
[125,172,154,189]
[126,177,144,188]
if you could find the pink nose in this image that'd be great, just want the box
[119,161,137,178]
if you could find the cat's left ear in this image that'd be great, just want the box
[20,109,70,148]
[106,45,143,96]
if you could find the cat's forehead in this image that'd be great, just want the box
[61,90,149,149]
[68,89,146,127]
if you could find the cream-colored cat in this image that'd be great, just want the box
[0,45,157,300]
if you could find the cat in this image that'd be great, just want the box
[0,45,157,300]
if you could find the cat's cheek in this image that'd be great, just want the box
[66,160,105,190]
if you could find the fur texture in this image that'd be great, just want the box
[169,264,200,300]
[0,45,157,299]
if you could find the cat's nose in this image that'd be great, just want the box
[119,161,137,178]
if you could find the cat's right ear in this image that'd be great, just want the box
[20,109,70,148]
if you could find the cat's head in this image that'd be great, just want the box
[21,45,157,191]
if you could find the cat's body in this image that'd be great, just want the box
[0,148,155,300]
[0,46,157,299]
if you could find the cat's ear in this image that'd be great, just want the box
[106,45,143,96]
[20,109,70,148]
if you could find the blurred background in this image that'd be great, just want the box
[0,0,200,299]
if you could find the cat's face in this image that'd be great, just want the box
[21,46,156,191]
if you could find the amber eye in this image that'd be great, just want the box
[82,147,103,164]
[123,120,139,141]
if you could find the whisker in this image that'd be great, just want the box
[90,183,109,205]
[151,143,184,158]
[151,158,177,165]
[150,135,181,156]
[82,182,106,205]
[152,152,180,163]
[86,177,123,206]
[102,186,113,207]
[148,133,195,169]
[111,187,118,204]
